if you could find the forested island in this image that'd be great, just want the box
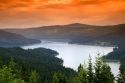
[0,47,125,83]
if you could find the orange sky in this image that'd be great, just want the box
[0,0,125,28]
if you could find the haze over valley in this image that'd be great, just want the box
[4,23,125,46]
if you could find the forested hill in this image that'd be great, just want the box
[4,23,125,46]
[104,45,125,66]
[1,50,125,83]
[0,47,75,83]
[0,30,41,47]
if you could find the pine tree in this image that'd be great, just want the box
[52,72,66,83]
[101,63,114,83]
[87,56,93,83]
[77,64,88,83]
[29,70,40,83]
[8,57,20,78]
[117,63,125,83]
[0,64,25,83]
[94,56,102,83]
[8,57,16,70]
[94,55,114,83]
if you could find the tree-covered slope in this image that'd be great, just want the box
[0,30,40,47]
[104,46,125,65]
[0,47,75,83]
[2,54,124,83]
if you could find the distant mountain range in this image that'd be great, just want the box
[0,30,40,47]
[4,23,125,46]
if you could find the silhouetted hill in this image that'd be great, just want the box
[4,23,125,46]
[0,30,41,47]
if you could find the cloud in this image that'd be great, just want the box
[0,0,125,28]
[0,0,125,10]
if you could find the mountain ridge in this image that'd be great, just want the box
[0,30,41,47]
[3,23,125,30]
[3,23,125,46]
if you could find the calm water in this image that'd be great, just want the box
[22,41,120,76]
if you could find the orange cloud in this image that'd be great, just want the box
[0,0,125,28]
[0,0,124,10]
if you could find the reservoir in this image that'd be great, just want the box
[22,40,120,76]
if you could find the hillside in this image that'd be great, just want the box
[0,30,41,47]
[4,23,125,46]
[0,47,75,82]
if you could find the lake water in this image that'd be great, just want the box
[22,41,120,76]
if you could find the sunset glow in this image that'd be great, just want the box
[0,0,125,28]
[48,0,71,4]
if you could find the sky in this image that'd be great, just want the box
[0,0,125,28]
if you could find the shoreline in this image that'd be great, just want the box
[105,59,120,63]
[69,42,116,47]
[39,40,116,47]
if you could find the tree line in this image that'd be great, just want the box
[0,57,40,83]
[0,47,75,83]
[52,55,125,83]
[0,47,125,83]
[0,55,125,83]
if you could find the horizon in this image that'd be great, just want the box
[0,0,125,28]
[1,22,125,29]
